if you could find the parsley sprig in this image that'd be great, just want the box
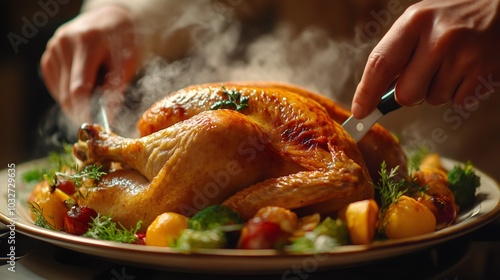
[210,86,249,111]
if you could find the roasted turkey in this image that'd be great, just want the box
[74,82,406,229]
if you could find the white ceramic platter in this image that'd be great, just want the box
[1,158,499,274]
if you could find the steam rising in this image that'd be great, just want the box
[38,4,374,149]
[113,23,372,136]
[34,2,500,180]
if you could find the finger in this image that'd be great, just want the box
[53,39,73,110]
[109,43,139,90]
[453,75,487,109]
[100,33,139,120]
[395,40,443,107]
[69,41,106,99]
[71,39,114,124]
[426,59,463,106]
[352,15,420,118]
[103,28,138,90]
[40,49,60,98]
[395,51,439,106]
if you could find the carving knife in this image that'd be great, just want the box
[91,66,111,132]
[342,83,401,142]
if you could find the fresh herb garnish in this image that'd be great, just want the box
[23,142,106,188]
[27,202,57,231]
[41,163,106,201]
[22,143,76,184]
[22,169,46,184]
[448,162,481,209]
[54,165,106,188]
[375,162,408,214]
[49,143,77,172]
[84,213,142,243]
[210,86,249,111]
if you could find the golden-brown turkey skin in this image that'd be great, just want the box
[139,81,408,182]
[234,82,408,181]
[76,82,373,227]
[78,112,307,228]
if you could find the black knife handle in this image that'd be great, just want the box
[377,83,401,115]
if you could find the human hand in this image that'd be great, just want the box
[351,0,500,119]
[40,5,140,124]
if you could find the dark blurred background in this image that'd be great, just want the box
[0,0,82,167]
[1,1,498,182]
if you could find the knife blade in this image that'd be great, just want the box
[91,91,111,132]
[342,83,401,142]
[90,66,111,132]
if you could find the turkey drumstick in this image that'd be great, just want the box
[74,83,381,228]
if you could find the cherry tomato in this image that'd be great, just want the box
[64,205,98,235]
[135,233,146,245]
[238,218,288,250]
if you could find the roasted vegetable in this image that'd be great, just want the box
[253,206,298,232]
[64,205,98,235]
[55,179,77,195]
[344,199,379,245]
[314,217,350,244]
[28,202,58,231]
[412,167,458,228]
[176,229,226,251]
[238,218,288,250]
[146,212,189,247]
[27,182,67,230]
[448,162,481,209]
[382,195,436,239]
[418,153,447,173]
[188,205,245,231]
[288,217,349,253]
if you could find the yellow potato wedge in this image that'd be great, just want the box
[344,199,379,245]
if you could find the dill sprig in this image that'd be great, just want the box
[211,86,249,111]
[27,202,57,231]
[84,213,142,244]
[55,164,106,188]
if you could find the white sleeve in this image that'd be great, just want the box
[81,0,228,62]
